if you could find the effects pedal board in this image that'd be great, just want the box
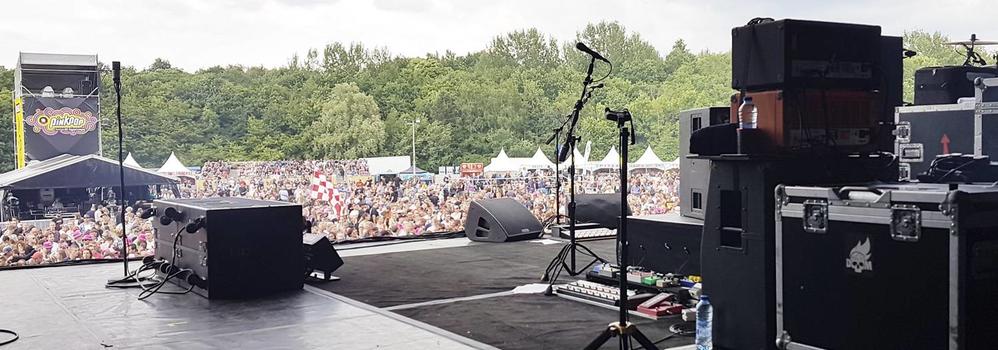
[636,292,684,317]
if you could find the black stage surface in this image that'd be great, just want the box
[1,236,693,349]
[318,238,617,308]
[312,238,694,350]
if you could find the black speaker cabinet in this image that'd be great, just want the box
[700,156,892,350]
[576,193,630,229]
[465,198,542,242]
[679,107,729,220]
[153,197,304,299]
[303,233,344,280]
[627,213,702,276]
[731,19,881,91]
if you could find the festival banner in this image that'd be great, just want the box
[459,162,484,177]
[19,96,101,165]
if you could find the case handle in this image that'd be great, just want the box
[835,186,883,199]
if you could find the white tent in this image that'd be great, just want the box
[664,157,680,170]
[630,146,668,171]
[123,153,141,168]
[158,152,193,177]
[364,156,411,175]
[523,147,555,170]
[559,146,588,170]
[591,146,620,171]
[484,148,519,173]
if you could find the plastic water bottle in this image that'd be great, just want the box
[738,96,757,129]
[695,295,713,350]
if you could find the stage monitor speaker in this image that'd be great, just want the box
[152,197,304,299]
[678,107,729,220]
[576,193,630,229]
[465,198,542,242]
[303,233,344,280]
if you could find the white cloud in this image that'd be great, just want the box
[1,0,993,71]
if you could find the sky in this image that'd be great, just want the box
[1,0,994,71]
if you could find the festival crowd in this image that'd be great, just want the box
[190,159,680,242]
[0,158,680,268]
[1,205,155,267]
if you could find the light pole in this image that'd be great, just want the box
[410,118,420,178]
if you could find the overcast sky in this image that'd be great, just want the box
[2,0,993,71]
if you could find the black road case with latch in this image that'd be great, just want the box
[895,102,977,180]
[775,183,998,349]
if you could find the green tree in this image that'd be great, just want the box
[306,83,385,159]
[0,66,13,171]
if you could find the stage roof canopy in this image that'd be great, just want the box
[0,154,178,190]
[18,52,98,70]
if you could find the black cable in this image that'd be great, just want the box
[0,329,17,346]
[593,61,613,83]
[137,227,186,300]
[746,17,775,25]
[105,261,158,287]
[918,155,991,183]
[669,322,696,336]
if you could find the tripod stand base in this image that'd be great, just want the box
[541,241,605,285]
[584,322,658,350]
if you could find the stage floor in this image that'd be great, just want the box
[317,237,694,350]
[0,236,695,349]
[0,263,491,350]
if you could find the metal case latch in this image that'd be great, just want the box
[891,205,921,242]
[803,200,828,234]
[898,163,911,181]
[894,122,911,143]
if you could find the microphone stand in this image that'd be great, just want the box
[585,108,656,350]
[545,117,571,226]
[113,61,129,276]
[541,56,607,293]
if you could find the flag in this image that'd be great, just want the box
[310,171,343,216]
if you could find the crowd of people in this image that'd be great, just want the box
[1,205,155,267]
[0,157,680,268]
[190,159,681,242]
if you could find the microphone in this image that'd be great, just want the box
[557,141,572,162]
[576,42,609,63]
[112,61,121,86]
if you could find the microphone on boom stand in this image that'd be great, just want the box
[576,42,610,63]
[558,141,573,163]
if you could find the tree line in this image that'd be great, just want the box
[0,23,975,172]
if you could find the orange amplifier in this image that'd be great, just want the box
[728,90,884,153]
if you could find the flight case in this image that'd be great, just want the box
[775,183,998,349]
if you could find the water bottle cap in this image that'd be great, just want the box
[700,295,709,301]
[743,96,753,102]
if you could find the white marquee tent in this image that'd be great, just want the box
[123,153,141,168]
[559,146,589,170]
[158,152,194,177]
[629,146,668,171]
[523,147,555,170]
[591,146,620,171]
[484,149,519,173]
[364,156,411,175]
